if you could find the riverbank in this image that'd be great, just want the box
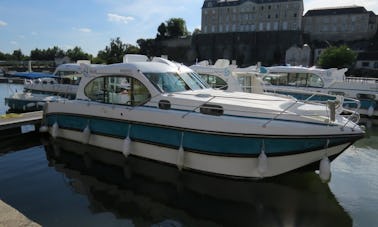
[0,200,40,227]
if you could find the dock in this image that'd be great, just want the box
[0,200,41,227]
[0,76,25,84]
[0,111,43,136]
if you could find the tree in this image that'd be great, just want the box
[97,37,140,64]
[30,46,65,60]
[318,45,357,69]
[157,23,167,40]
[0,51,5,60]
[97,37,128,64]
[66,47,92,62]
[192,28,201,35]
[137,38,156,56]
[12,49,24,61]
[166,18,189,38]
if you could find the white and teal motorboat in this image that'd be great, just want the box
[41,55,365,179]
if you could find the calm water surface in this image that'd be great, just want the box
[0,83,377,227]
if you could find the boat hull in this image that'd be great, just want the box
[44,109,361,178]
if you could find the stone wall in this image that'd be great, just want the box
[192,31,303,66]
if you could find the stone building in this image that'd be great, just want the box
[303,6,378,41]
[355,52,378,70]
[201,0,303,34]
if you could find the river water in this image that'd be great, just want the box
[0,83,377,227]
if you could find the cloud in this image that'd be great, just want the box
[107,13,134,24]
[0,20,7,27]
[10,41,18,45]
[74,28,92,33]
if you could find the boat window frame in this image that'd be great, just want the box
[263,72,324,88]
[198,73,228,90]
[84,75,151,107]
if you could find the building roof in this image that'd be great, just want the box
[304,5,369,17]
[202,0,301,9]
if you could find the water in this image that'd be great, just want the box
[0,83,378,227]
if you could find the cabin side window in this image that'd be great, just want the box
[199,74,228,90]
[307,73,324,88]
[84,75,151,106]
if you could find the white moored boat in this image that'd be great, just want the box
[261,66,378,117]
[41,55,365,179]
[5,62,88,113]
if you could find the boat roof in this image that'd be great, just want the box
[54,63,82,72]
[10,71,56,79]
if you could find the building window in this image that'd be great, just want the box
[374,62,378,68]
[282,22,288,30]
[362,62,370,67]
[293,13,297,18]
[274,22,278,30]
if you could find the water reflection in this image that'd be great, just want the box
[43,138,352,227]
[354,118,378,149]
[0,132,41,156]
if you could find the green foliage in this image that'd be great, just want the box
[166,18,189,38]
[0,49,28,61]
[318,45,357,69]
[2,17,193,64]
[137,38,156,56]
[97,37,140,64]
[30,46,65,60]
[157,23,167,39]
[155,18,189,40]
[192,28,201,35]
[66,47,92,62]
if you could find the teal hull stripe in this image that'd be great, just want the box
[46,114,358,157]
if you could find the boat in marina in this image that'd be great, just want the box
[190,59,264,94]
[190,60,361,117]
[41,55,364,179]
[5,63,88,113]
[261,66,378,117]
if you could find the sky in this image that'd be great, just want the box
[1,0,378,56]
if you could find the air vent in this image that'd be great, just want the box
[200,104,223,116]
[158,100,171,110]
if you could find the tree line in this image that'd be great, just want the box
[0,18,193,64]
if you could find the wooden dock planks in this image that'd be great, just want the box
[0,111,42,132]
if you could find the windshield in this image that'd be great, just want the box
[144,71,208,93]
